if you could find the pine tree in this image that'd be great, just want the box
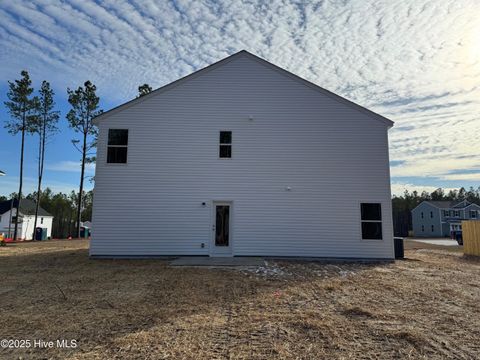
[31,81,59,239]
[66,81,102,238]
[138,83,152,97]
[4,70,36,240]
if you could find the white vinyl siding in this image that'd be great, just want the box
[91,54,394,259]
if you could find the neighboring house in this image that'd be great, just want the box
[412,200,480,237]
[90,50,395,259]
[0,199,54,240]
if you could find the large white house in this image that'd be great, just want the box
[90,51,394,259]
[0,199,53,240]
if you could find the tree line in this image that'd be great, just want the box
[392,187,480,236]
[3,69,153,240]
[0,189,93,239]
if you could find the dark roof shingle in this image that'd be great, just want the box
[0,199,52,216]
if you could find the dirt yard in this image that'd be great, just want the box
[1,240,479,359]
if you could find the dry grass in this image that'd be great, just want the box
[1,240,480,359]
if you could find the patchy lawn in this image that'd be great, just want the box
[1,240,479,359]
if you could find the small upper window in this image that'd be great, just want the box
[41,217,44,224]
[422,225,424,232]
[431,225,434,232]
[454,210,460,217]
[11,216,23,223]
[421,212,424,219]
[361,203,382,240]
[107,129,128,163]
[219,131,232,158]
[430,211,433,218]
[471,210,477,218]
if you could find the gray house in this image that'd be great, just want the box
[412,200,480,237]
[90,50,395,259]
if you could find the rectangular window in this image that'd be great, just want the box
[431,225,434,232]
[443,210,449,217]
[454,210,460,217]
[41,217,44,224]
[361,203,382,240]
[430,211,433,218]
[107,129,128,163]
[219,131,232,158]
[470,210,477,218]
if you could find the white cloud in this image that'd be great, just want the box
[1,0,479,186]
[441,173,480,181]
[0,175,89,197]
[46,161,95,174]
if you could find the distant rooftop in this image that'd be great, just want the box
[423,200,478,209]
[0,199,52,216]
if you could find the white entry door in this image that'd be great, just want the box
[210,202,233,256]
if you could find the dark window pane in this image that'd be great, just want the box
[220,131,231,144]
[362,222,382,240]
[361,203,381,221]
[107,147,127,163]
[12,216,24,223]
[108,129,128,145]
[219,145,231,158]
[215,205,229,246]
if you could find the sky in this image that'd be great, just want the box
[0,0,479,197]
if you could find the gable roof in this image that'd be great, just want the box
[93,50,394,127]
[423,201,456,209]
[452,200,470,208]
[0,199,53,216]
[414,200,479,210]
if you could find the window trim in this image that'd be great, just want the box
[218,130,232,159]
[359,202,383,241]
[470,210,477,218]
[106,128,129,165]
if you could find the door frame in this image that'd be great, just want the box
[210,201,233,257]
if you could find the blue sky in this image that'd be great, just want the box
[1,0,479,196]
